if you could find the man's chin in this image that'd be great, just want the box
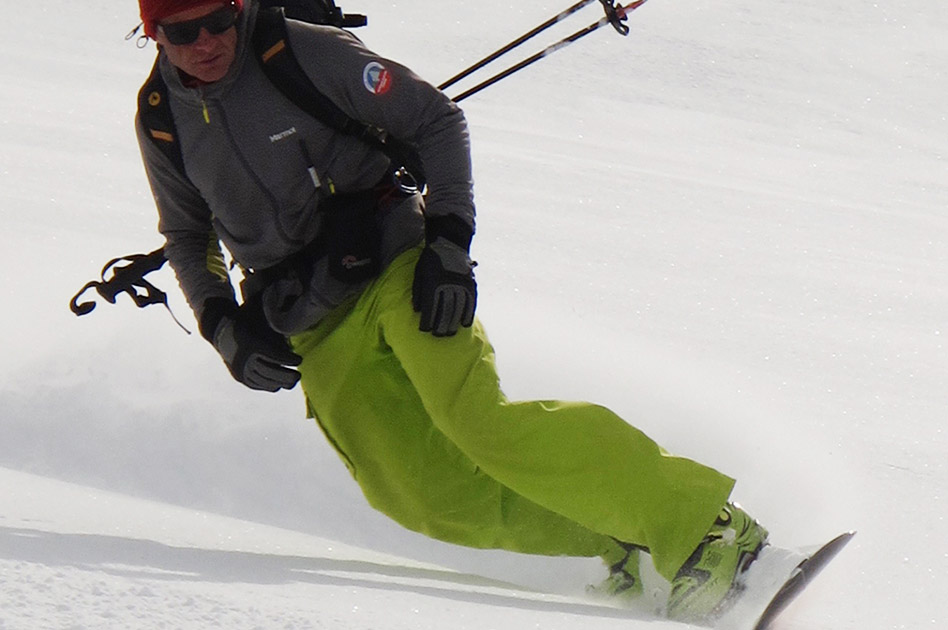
[188,56,231,83]
[192,67,227,83]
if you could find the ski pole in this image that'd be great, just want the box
[438,0,599,92]
[449,0,647,103]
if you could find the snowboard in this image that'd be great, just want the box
[751,531,856,630]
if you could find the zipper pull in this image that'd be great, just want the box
[198,87,210,124]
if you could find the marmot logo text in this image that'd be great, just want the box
[269,127,297,143]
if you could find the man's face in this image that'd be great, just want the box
[155,3,238,84]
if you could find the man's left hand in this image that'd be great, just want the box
[412,238,477,337]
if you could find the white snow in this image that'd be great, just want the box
[0,0,945,629]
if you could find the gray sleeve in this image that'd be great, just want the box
[136,114,236,316]
[286,22,476,233]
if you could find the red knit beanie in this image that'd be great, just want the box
[139,0,243,39]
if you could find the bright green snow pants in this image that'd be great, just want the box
[291,247,735,581]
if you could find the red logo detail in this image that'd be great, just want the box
[363,62,393,95]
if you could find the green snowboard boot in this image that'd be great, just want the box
[588,540,645,603]
[667,503,769,623]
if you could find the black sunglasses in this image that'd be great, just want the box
[158,3,239,46]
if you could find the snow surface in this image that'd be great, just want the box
[1,0,945,628]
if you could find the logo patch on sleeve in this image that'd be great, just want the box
[362,61,393,95]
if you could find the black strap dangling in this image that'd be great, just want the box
[69,247,191,334]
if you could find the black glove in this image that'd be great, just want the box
[200,297,302,392]
[412,214,477,337]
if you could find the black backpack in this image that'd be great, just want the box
[72,0,421,325]
[268,0,366,26]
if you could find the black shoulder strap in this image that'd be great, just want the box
[137,59,184,175]
[253,7,425,185]
[254,9,371,137]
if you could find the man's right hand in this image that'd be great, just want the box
[201,297,302,392]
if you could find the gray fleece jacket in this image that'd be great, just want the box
[136,1,475,335]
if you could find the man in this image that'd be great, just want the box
[135,0,769,622]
